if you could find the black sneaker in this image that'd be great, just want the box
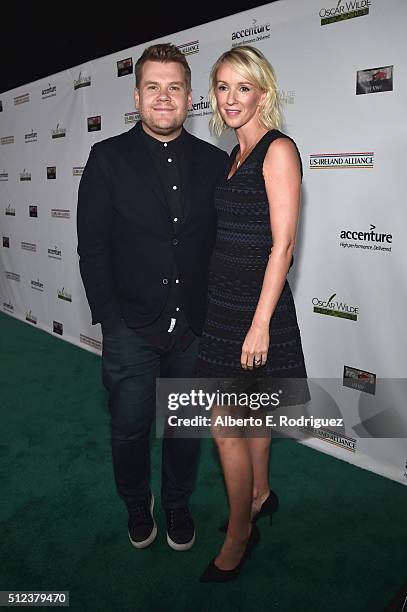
[127,492,157,549]
[165,506,195,551]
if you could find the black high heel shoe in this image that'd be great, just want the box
[199,524,260,583]
[219,489,279,533]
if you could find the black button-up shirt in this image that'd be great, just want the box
[135,128,194,351]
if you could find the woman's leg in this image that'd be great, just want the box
[247,435,271,517]
[211,406,253,570]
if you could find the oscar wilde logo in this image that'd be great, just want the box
[232,19,271,47]
[26,310,38,325]
[177,40,199,56]
[117,57,133,77]
[3,237,10,248]
[278,89,296,106]
[72,167,84,176]
[29,205,38,218]
[74,71,91,90]
[14,93,30,105]
[58,287,72,302]
[0,170,8,181]
[5,203,16,216]
[339,223,393,253]
[310,152,374,168]
[319,0,371,25]
[312,293,359,321]
[124,111,140,124]
[48,245,62,260]
[52,123,66,139]
[42,83,57,99]
[188,96,211,119]
[31,278,44,292]
[24,129,38,143]
[20,169,31,181]
[1,136,14,145]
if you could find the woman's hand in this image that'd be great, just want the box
[241,322,269,369]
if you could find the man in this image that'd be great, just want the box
[77,44,227,551]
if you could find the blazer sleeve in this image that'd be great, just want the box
[76,145,120,324]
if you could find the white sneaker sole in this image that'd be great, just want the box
[128,493,157,549]
[166,531,196,551]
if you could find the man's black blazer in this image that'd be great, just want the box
[77,121,228,334]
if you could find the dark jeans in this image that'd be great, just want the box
[101,317,200,510]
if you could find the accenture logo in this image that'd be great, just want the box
[42,83,57,99]
[31,278,44,291]
[25,130,38,143]
[48,245,62,260]
[0,170,8,181]
[188,96,211,119]
[1,136,14,145]
[232,19,271,47]
[339,223,393,253]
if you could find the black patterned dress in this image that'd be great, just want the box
[196,130,309,403]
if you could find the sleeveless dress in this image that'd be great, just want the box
[196,130,309,405]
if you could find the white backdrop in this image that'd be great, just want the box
[1,0,406,484]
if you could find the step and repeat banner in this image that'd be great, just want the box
[1,0,406,483]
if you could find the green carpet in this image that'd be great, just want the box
[0,312,406,611]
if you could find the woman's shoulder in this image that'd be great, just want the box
[263,131,303,177]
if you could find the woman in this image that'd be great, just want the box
[196,46,309,582]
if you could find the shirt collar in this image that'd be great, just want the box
[142,126,186,155]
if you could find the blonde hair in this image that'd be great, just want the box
[209,46,282,137]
